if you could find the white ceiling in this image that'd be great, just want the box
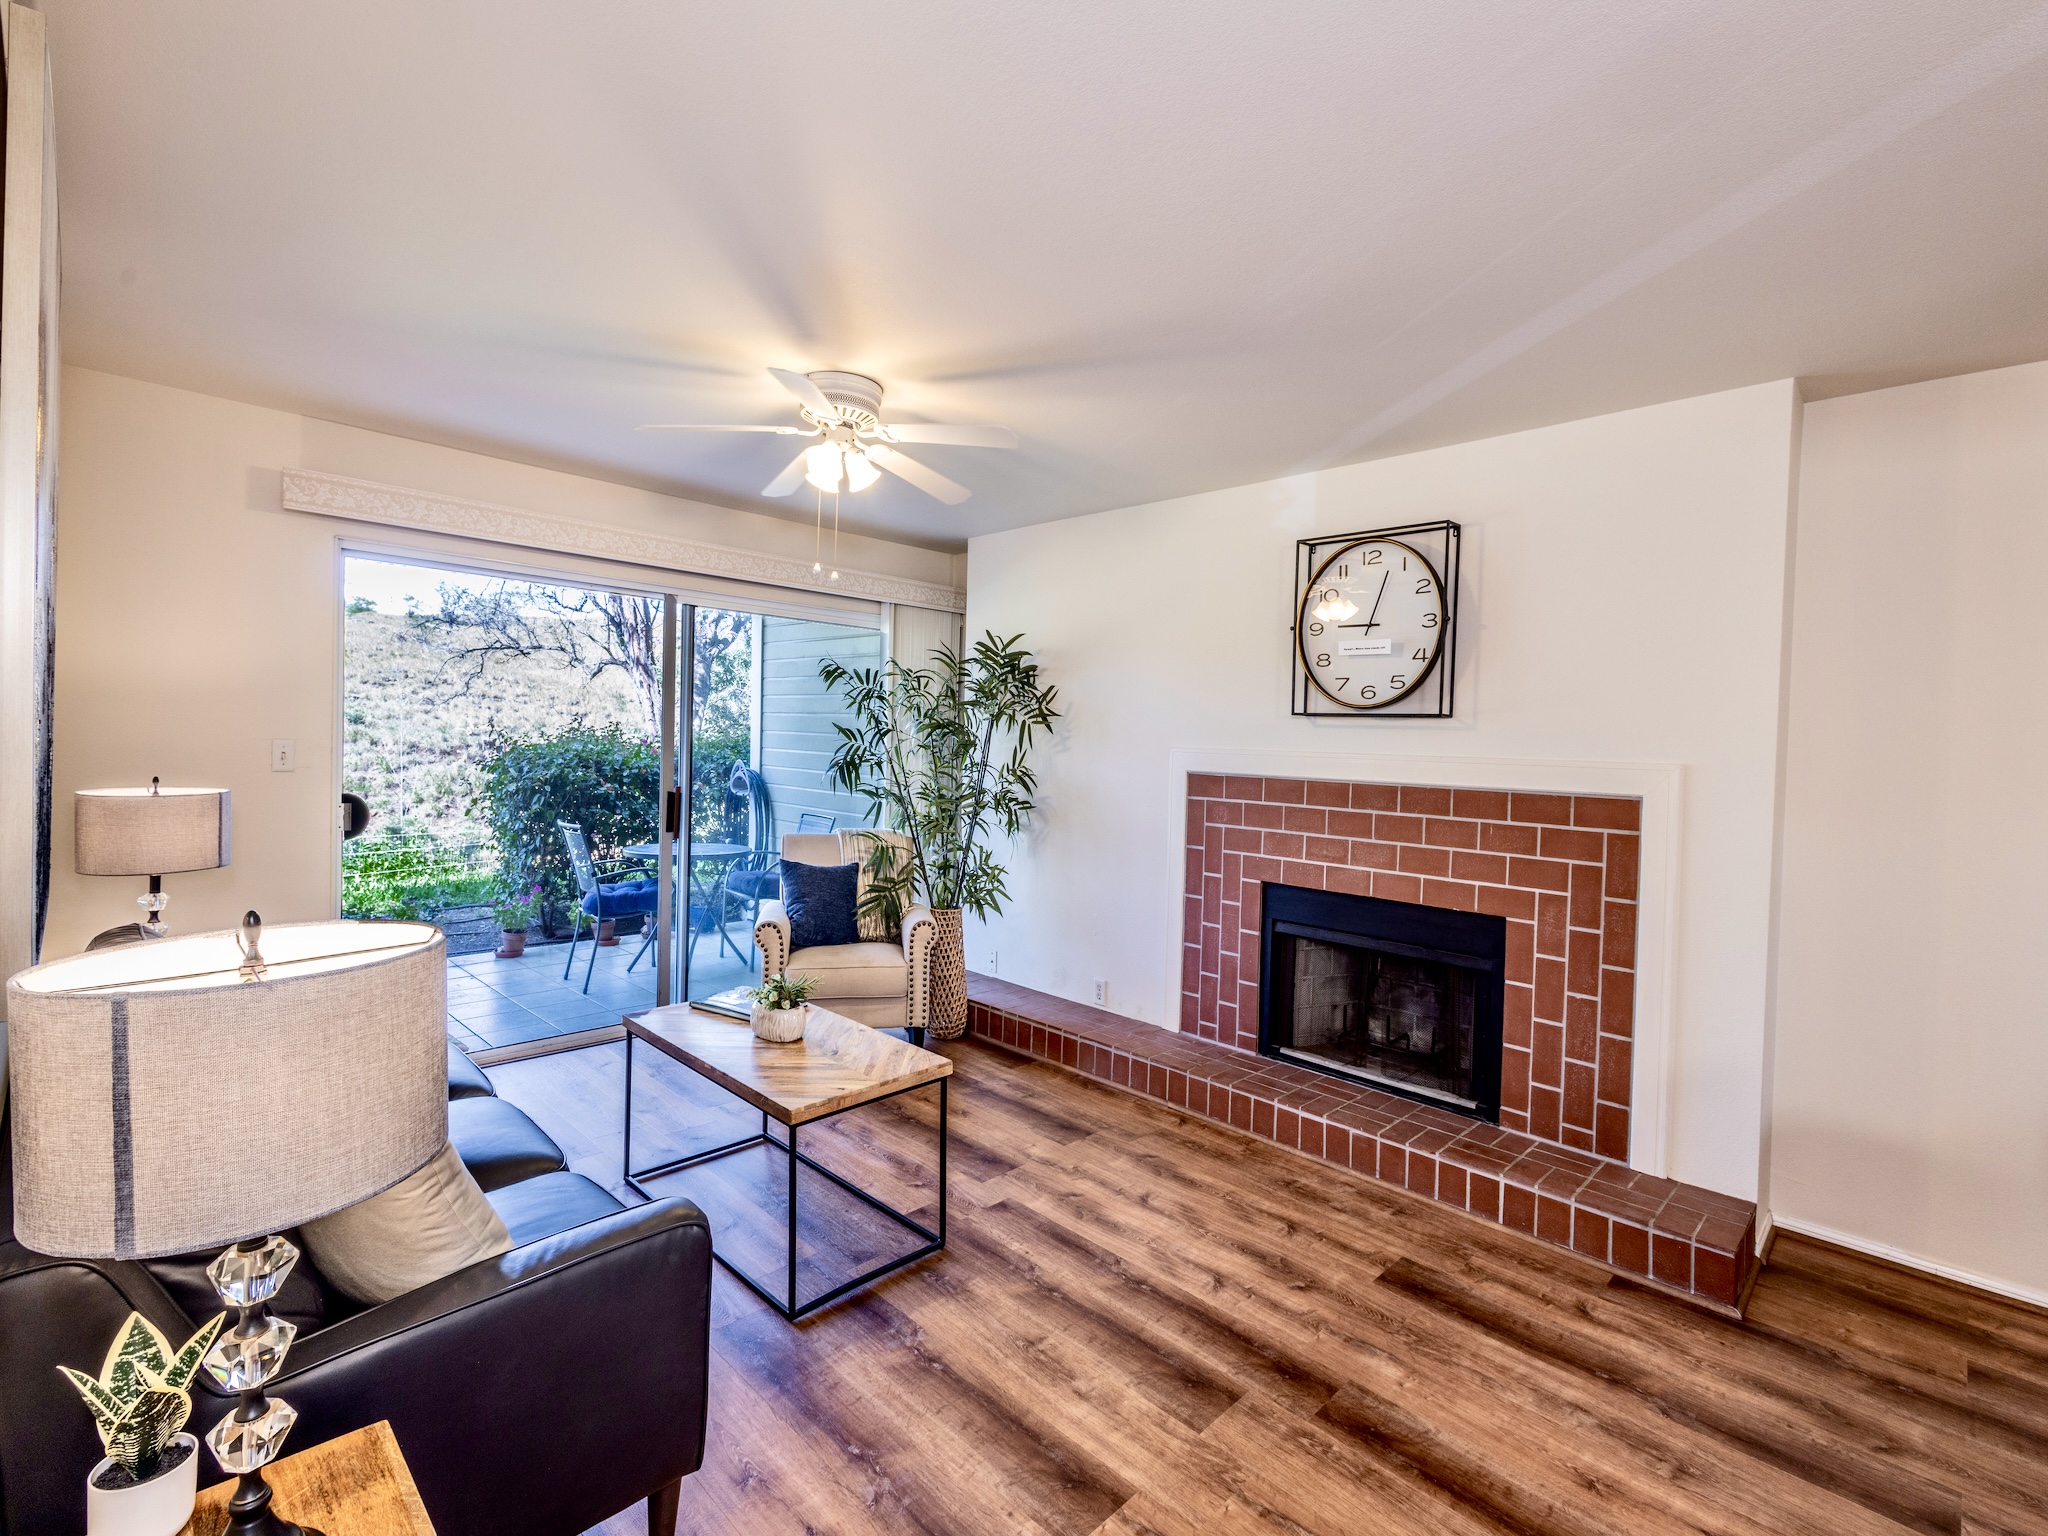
[41,1,2048,550]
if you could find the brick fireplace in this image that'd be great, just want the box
[1182,774,1641,1162]
[965,768,1755,1312]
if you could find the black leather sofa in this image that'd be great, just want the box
[0,1043,711,1536]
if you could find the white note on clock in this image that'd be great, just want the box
[1338,639,1393,656]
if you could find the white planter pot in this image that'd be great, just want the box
[751,1002,808,1042]
[86,1432,198,1536]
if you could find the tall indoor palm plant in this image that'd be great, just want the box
[820,631,1059,1036]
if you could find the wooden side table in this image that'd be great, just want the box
[179,1420,434,1536]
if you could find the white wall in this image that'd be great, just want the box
[48,368,955,956]
[1771,359,2048,1301]
[968,381,1800,1202]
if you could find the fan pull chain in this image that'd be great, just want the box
[831,489,841,582]
[813,485,824,575]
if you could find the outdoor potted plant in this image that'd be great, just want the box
[493,880,541,958]
[61,1310,223,1536]
[820,631,1059,1039]
[745,969,818,1042]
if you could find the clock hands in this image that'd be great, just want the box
[1342,571,1391,632]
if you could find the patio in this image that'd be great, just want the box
[447,926,757,1059]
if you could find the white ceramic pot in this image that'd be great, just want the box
[751,1002,808,1042]
[86,1433,198,1536]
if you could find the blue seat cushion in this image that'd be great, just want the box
[580,877,660,917]
[727,867,781,902]
[781,859,860,951]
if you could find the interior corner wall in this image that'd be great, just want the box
[1771,358,2048,1301]
[966,380,1800,1202]
[48,367,955,958]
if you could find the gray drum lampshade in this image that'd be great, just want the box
[75,785,232,874]
[5,920,447,1259]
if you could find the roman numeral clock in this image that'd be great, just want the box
[1291,520,1461,717]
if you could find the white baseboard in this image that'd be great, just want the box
[1768,1215,2048,1312]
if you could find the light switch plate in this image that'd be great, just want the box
[271,738,295,772]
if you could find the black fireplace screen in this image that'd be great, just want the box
[1259,884,1504,1121]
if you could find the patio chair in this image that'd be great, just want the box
[558,820,660,994]
[796,810,838,833]
[723,766,783,951]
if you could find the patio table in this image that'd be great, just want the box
[625,842,750,961]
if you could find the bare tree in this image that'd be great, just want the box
[419,583,751,737]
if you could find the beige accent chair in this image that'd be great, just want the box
[755,831,938,1040]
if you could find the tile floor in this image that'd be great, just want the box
[446,926,757,1054]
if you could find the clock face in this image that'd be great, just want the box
[1296,538,1448,709]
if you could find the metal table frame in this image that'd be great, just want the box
[621,1028,948,1320]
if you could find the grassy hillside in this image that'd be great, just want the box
[342,607,647,850]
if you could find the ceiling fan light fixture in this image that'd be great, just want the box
[803,443,844,492]
[643,367,1011,507]
[843,449,880,492]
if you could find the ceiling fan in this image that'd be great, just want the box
[637,368,1017,505]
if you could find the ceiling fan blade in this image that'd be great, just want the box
[878,423,1018,449]
[767,367,837,419]
[868,444,970,505]
[761,448,812,497]
[635,423,807,434]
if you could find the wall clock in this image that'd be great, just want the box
[1291,520,1460,717]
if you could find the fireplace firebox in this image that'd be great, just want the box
[1258,884,1505,1122]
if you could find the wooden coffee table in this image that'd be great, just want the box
[622,1003,951,1319]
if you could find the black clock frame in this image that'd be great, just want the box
[1291,519,1461,718]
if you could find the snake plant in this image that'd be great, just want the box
[60,1311,224,1482]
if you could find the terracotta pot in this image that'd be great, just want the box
[928,907,968,1040]
[597,918,619,946]
[494,928,527,959]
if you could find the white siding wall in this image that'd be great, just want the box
[758,617,883,839]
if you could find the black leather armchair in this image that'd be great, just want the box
[0,1045,710,1536]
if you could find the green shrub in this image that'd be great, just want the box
[474,725,661,933]
[341,831,496,920]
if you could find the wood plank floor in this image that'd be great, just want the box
[484,1038,2048,1536]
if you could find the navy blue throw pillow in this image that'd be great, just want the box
[782,859,860,951]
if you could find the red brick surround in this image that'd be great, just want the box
[969,975,1757,1310]
[1183,774,1641,1161]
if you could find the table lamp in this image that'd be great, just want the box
[6,915,447,1536]
[75,778,232,939]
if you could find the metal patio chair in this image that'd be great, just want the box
[558,820,660,993]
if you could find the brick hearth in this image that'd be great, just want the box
[968,974,1758,1310]
[1184,775,1641,1161]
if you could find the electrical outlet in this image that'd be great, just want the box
[1093,979,1107,1005]
[271,738,295,772]
[989,951,998,975]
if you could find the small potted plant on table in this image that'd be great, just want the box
[745,970,818,1042]
[493,880,541,959]
[61,1310,223,1536]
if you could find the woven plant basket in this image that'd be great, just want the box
[928,907,969,1039]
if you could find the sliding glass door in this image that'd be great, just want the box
[342,556,673,1055]
[341,550,889,1057]
[676,606,884,1010]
